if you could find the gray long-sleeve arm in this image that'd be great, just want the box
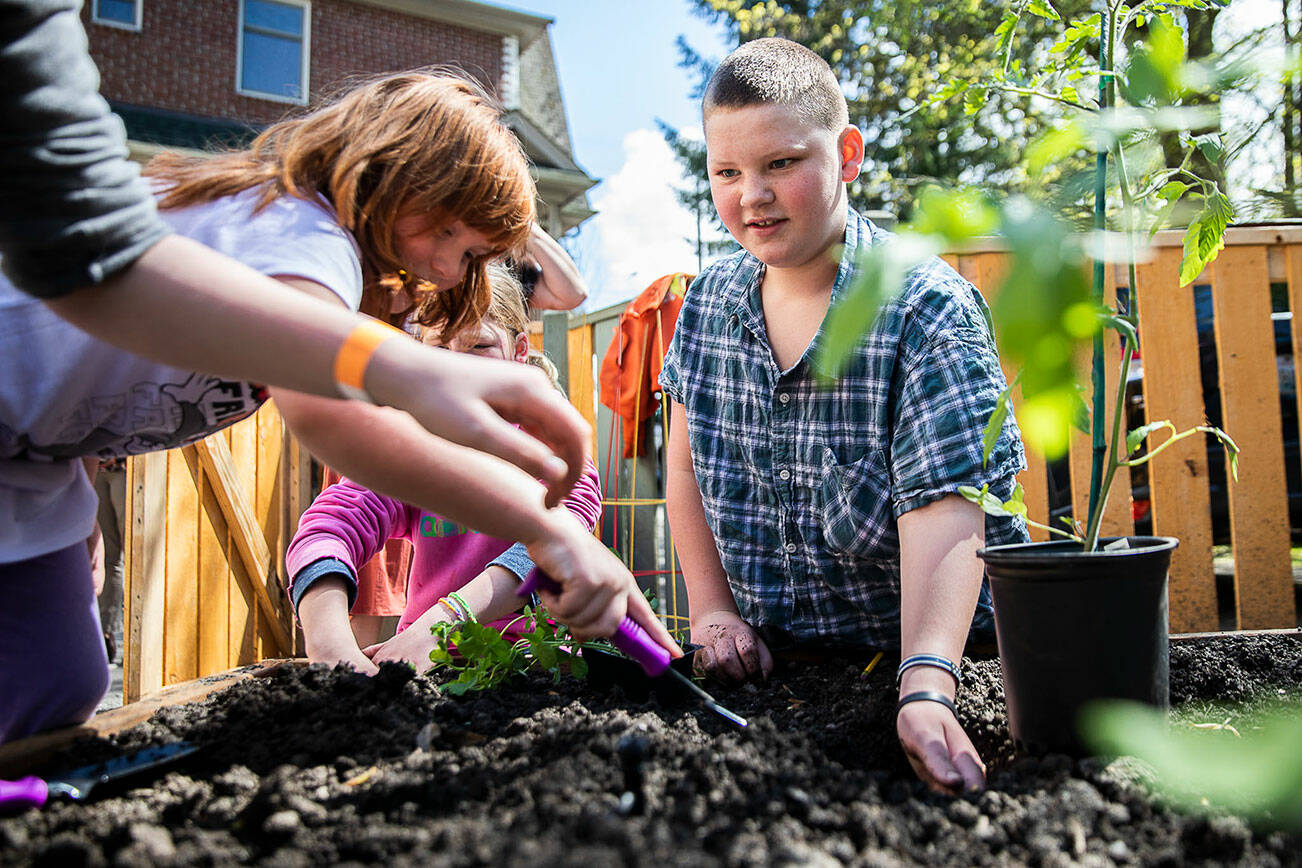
[0,0,170,297]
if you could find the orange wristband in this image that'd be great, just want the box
[334,319,405,403]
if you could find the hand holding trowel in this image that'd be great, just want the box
[518,570,748,727]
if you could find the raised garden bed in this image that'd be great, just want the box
[3,632,1300,866]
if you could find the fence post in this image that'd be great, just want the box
[543,310,570,396]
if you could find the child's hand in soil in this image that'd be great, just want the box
[897,699,986,795]
[527,513,681,655]
[690,611,773,683]
[361,607,447,673]
[307,638,381,676]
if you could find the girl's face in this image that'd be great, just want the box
[423,318,529,363]
[393,214,495,290]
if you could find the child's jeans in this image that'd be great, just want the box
[0,543,110,745]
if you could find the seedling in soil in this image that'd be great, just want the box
[428,603,594,695]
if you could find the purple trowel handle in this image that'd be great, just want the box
[519,569,672,677]
[0,776,49,811]
[610,614,672,677]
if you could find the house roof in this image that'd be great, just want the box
[349,0,551,47]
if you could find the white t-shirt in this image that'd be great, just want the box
[0,188,363,562]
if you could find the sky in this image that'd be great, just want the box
[505,0,734,312]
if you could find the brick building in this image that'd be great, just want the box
[82,0,596,234]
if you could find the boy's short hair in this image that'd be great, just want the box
[703,37,849,131]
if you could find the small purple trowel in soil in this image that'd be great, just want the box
[518,570,747,727]
[0,741,198,812]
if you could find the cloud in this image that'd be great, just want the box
[580,129,706,312]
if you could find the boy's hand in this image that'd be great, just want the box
[526,514,681,655]
[690,611,773,683]
[897,701,986,794]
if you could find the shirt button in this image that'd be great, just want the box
[778,392,791,404]
[784,542,797,554]
[779,469,791,481]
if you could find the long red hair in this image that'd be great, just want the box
[146,69,536,336]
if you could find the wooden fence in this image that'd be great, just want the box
[120,224,1301,698]
[123,401,310,700]
[547,225,1302,635]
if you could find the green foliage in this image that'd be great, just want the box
[821,1,1246,552]
[1083,700,1302,830]
[683,0,1098,215]
[428,604,588,695]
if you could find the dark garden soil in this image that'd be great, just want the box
[3,632,1300,867]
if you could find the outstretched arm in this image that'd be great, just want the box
[666,401,772,682]
[896,494,988,794]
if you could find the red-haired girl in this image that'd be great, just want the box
[0,70,676,745]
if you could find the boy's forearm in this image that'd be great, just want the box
[665,402,738,624]
[896,495,986,694]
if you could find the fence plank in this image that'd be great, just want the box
[192,436,293,652]
[1211,246,1297,629]
[1135,247,1218,632]
[567,322,599,461]
[125,452,166,702]
[196,464,229,675]
[167,449,200,685]
[960,252,1051,540]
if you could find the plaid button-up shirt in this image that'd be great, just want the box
[661,209,1027,649]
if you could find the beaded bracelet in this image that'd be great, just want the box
[896,653,961,687]
[436,594,471,622]
[896,690,957,717]
[447,591,474,622]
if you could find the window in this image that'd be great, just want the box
[92,0,141,30]
[237,0,310,104]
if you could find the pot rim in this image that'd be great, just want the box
[978,535,1179,563]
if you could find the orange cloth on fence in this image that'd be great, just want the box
[598,273,692,458]
[320,468,412,616]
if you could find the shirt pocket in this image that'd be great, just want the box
[818,448,894,557]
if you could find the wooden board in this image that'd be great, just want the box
[1134,247,1219,632]
[125,452,167,702]
[1210,246,1297,629]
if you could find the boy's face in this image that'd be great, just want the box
[704,102,860,272]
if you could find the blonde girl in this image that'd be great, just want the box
[288,266,604,673]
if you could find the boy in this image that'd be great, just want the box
[661,38,1027,794]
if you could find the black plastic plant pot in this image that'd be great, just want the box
[978,536,1178,756]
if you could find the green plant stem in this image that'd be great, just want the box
[1084,134,1142,551]
[1087,5,1117,542]
[1121,425,1226,468]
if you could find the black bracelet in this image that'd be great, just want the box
[896,690,957,717]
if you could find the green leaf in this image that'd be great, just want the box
[1026,0,1060,20]
[963,87,989,116]
[1179,189,1233,286]
[1026,121,1088,174]
[993,10,1018,59]
[1082,700,1302,829]
[1157,181,1190,201]
[981,382,1016,468]
[1126,421,1168,456]
[958,483,1020,518]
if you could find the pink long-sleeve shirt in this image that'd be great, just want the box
[285,460,602,634]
